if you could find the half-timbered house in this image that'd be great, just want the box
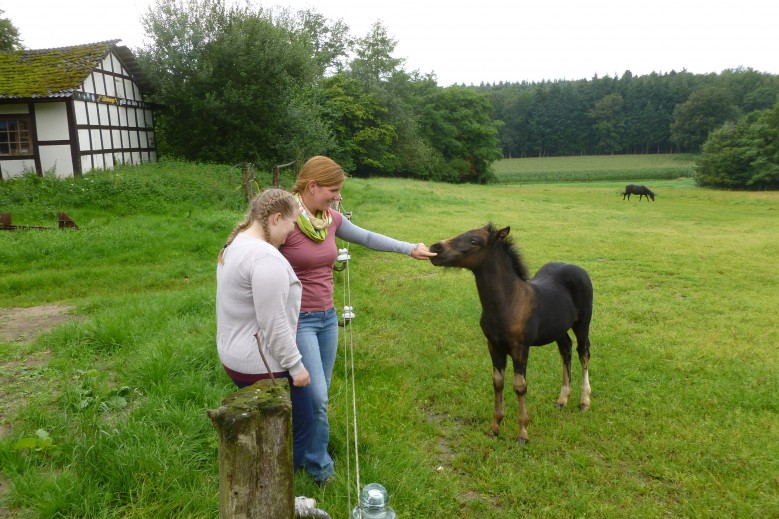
[0,40,156,179]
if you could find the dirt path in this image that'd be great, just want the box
[0,305,80,436]
[0,305,82,514]
[0,305,78,344]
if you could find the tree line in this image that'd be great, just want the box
[482,69,779,158]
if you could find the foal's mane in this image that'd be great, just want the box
[486,223,529,281]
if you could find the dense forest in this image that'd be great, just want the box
[481,69,779,158]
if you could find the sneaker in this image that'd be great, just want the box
[295,496,316,509]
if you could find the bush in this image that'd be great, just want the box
[695,101,779,189]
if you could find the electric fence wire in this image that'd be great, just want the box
[336,201,362,518]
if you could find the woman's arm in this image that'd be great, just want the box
[251,257,304,373]
[335,216,435,259]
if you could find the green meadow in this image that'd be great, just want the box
[1,158,777,518]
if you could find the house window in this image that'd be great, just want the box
[0,117,32,156]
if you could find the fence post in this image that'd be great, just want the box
[272,165,280,187]
[272,161,297,188]
[241,163,256,206]
[207,379,294,518]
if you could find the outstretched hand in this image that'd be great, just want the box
[410,243,437,261]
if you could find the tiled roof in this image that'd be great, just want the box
[0,40,149,100]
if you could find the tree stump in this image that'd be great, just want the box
[207,379,294,519]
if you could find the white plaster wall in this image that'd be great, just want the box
[97,103,109,124]
[101,129,112,149]
[90,129,102,150]
[86,102,99,124]
[74,100,88,124]
[39,145,74,177]
[0,159,35,178]
[80,156,92,173]
[108,105,120,126]
[103,153,116,169]
[35,103,69,141]
[78,128,91,150]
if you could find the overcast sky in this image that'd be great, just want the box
[5,0,778,86]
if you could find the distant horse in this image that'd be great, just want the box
[622,184,655,201]
[429,224,593,445]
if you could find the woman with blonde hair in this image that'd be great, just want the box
[280,156,435,484]
[216,188,312,470]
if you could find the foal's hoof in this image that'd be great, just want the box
[556,403,565,410]
[579,404,589,412]
[517,437,528,447]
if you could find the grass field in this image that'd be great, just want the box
[493,154,697,183]
[1,160,777,518]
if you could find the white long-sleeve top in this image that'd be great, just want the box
[216,233,304,377]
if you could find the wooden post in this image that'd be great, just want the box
[207,379,294,519]
[272,165,280,187]
[272,161,297,188]
[241,163,255,206]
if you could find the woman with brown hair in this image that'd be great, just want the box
[280,156,435,484]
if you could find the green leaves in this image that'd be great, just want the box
[695,101,779,189]
[70,368,131,414]
[14,429,58,455]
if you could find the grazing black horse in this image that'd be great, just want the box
[622,184,655,201]
[429,224,593,444]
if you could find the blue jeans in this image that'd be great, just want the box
[296,308,339,481]
[230,374,313,471]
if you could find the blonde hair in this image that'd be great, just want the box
[293,156,346,194]
[218,188,296,264]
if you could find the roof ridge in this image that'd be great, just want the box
[7,40,121,55]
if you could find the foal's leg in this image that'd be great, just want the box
[488,343,506,437]
[574,328,592,411]
[511,346,531,445]
[556,333,573,408]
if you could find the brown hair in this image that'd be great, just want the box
[218,188,296,264]
[293,156,346,194]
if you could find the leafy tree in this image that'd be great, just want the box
[670,86,740,152]
[138,0,333,166]
[316,74,396,174]
[0,9,23,50]
[695,102,779,189]
[287,8,352,76]
[589,93,625,154]
[415,86,502,183]
[348,22,404,91]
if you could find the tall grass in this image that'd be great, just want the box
[1,162,777,518]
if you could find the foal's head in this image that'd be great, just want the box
[430,224,529,279]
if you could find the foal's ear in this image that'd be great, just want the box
[496,226,511,240]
